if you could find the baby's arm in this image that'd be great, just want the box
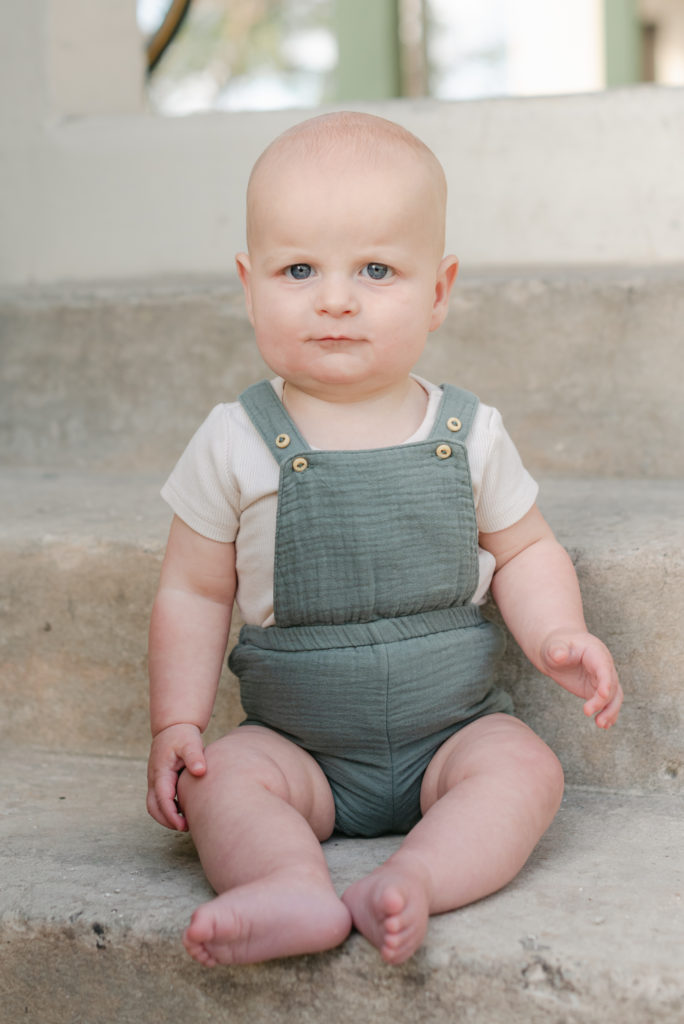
[480,504,622,728]
[147,515,236,830]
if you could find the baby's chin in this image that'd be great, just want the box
[282,356,377,391]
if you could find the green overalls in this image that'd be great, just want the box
[229,381,513,837]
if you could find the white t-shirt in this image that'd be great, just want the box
[162,376,538,627]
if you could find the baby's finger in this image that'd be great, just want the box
[583,686,610,717]
[152,773,189,831]
[543,638,575,671]
[146,787,180,830]
[593,684,624,729]
[161,795,189,831]
[179,737,207,777]
[583,676,623,727]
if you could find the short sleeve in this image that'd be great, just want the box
[471,405,539,534]
[160,405,239,542]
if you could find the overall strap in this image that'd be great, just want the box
[240,379,480,462]
[428,384,480,443]
[239,381,309,466]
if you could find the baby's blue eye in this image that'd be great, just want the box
[362,263,392,280]
[286,263,313,280]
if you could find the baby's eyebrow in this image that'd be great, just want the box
[262,252,310,271]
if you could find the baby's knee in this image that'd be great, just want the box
[217,730,287,784]
[189,728,304,803]
[178,726,335,836]
[175,731,251,801]
[527,739,564,819]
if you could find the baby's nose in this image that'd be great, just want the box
[314,276,359,316]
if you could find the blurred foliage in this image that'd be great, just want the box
[150,0,334,90]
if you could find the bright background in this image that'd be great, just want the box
[138,0,684,115]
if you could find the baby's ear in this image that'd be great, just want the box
[429,256,459,331]
[235,253,255,325]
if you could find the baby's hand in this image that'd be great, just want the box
[540,630,623,729]
[146,723,207,830]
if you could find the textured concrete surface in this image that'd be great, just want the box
[514,477,684,793]
[0,470,242,759]
[4,83,684,285]
[2,469,682,793]
[2,749,683,1024]
[2,266,684,477]
[3,262,683,1021]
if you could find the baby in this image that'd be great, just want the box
[146,111,622,968]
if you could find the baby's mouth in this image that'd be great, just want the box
[312,335,363,343]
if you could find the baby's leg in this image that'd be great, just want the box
[177,725,351,966]
[342,714,564,964]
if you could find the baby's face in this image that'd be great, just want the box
[237,143,456,401]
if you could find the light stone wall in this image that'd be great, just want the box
[2,1,684,286]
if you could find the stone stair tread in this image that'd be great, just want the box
[2,469,684,790]
[2,466,683,550]
[0,467,167,548]
[2,746,683,1023]
[4,265,684,477]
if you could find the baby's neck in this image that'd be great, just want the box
[282,377,428,450]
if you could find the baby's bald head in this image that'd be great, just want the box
[245,111,448,258]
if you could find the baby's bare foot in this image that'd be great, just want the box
[183,872,352,966]
[342,862,431,964]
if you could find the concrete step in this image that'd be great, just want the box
[0,469,245,760]
[2,747,683,1024]
[2,469,683,792]
[2,265,684,477]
